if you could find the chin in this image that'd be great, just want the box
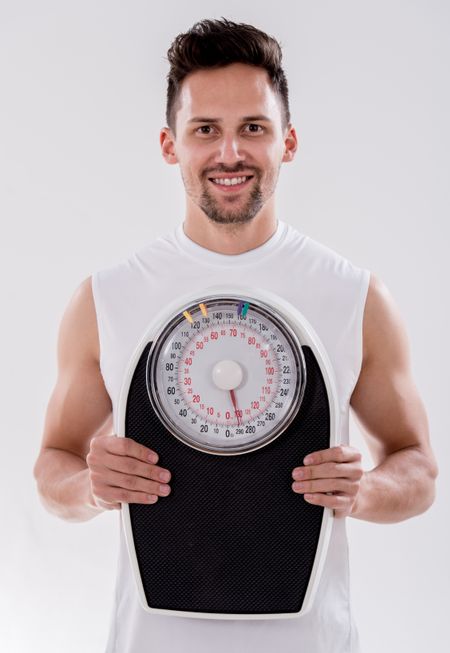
[206,214,256,226]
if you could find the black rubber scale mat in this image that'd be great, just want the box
[125,344,330,615]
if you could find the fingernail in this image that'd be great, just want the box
[304,455,313,465]
[159,484,171,495]
[293,469,305,480]
[148,453,158,463]
[159,471,171,482]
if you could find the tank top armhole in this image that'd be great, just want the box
[353,268,371,390]
[90,271,111,398]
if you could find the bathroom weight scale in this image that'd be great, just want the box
[117,285,339,620]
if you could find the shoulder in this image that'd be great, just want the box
[91,229,179,290]
[362,272,410,369]
[297,230,367,285]
[58,276,99,365]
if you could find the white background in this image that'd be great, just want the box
[1,1,449,651]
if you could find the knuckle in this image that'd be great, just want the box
[354,466,364,480]
[116,438,128,455]
[349,444,360,457]
[330,495,343,508]
[93,434,109,451]
[126,459,139,475]
[86,452,101,468]
[333,479,347,492]
[92,488,107,504]
[117,488,129,502]
[342,480,354,493]
[153,481,165,494]
[90,470,102,484]
[148,467,158,481]
[304,466,313,480]
[126,474,139,490]
[329,462,339,476]
[324,480,335,492]
[89,436,99,452]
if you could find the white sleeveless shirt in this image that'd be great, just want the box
[92,219,370,653]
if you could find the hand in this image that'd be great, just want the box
[291,445,363,518]
[86,435,171,510]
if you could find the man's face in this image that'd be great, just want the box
[161,63,297,226]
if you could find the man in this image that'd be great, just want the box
[33,17,437,653]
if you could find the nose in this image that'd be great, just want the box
[214,131,245,166]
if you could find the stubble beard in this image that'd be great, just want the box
[198,174,268,226]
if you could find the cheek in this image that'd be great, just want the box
[179,156,203,179]
[268,141,286,162]
[254,140,283,165]
[176,142,202,169]
[186,153,207,175]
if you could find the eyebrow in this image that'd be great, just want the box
[187,115,273,123]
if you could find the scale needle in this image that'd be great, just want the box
[229,389,241,426]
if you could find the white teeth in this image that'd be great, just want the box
[212,176,249,186]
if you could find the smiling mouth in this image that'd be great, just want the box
[208,175,254,191]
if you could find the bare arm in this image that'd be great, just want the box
[292,273,438,523]
[33,277,172,522]
[348,273,438,522]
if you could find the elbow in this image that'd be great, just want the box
[33,457,41,483]
[429,456,439,500]
[419,454,439,514]
[33,453,44,487]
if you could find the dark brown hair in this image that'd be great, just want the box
[165,17,291,135]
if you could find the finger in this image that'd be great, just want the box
[91,469,171,499]
[88,450,171,484]
[303,445,361,466]
[113,470,171,497]
[93,435,160,464]
[292,461,362,482]
[95,483,160,506]
[303,492,350,510]
[92,497,122,511]
[292,478,355,495]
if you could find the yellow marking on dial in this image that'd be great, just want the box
[183,310,193,324]
[199,303,208,317]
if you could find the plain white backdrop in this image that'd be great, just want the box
[1,1,449,651]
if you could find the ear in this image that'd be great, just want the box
[160,127,179,165]
[282,125,298,163]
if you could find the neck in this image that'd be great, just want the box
[183,197,278,255]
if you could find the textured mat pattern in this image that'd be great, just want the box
[125,344,330,615]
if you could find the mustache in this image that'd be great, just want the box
[203,166,259,177]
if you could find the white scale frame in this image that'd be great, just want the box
[116,284,340,620]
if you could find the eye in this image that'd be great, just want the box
[244,124,264,134]
[196,125,215,135]
[195,123,265,136]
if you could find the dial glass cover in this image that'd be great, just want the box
[146,296,306,454]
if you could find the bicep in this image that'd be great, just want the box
[350,274,432,465]
[40,277,112,460]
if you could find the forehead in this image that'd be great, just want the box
[176,63,282,126]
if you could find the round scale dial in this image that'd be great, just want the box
[147,295,306,454]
